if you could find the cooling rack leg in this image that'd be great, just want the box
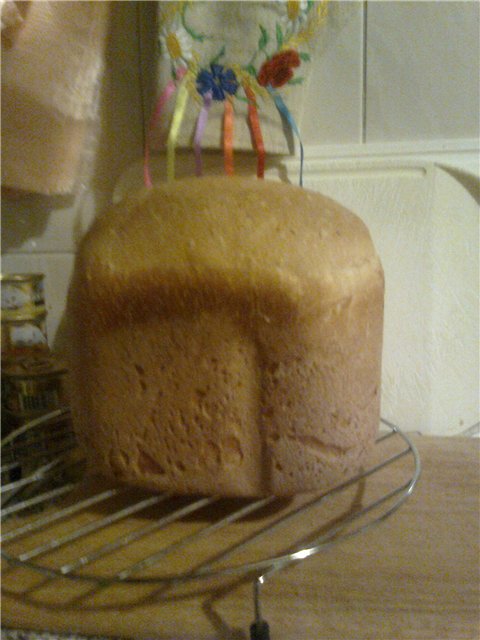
[250,575,270,640]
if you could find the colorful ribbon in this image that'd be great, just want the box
[144,71,304,185]
[143,79,176,188]
[194,90,212,177]
[143,67,187,187]
[244,84,265,179]
[223,98,234,176]
[267,85,304,187]
[167,75,190,182]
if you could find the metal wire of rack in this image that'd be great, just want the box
[1,411,420,639]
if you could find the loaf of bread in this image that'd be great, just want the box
[67,177,384,496]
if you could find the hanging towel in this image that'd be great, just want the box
[1,1,110,195]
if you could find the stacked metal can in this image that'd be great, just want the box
[1,273,68,431]
[1,273,49,360]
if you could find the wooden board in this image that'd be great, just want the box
[2,435,479,640]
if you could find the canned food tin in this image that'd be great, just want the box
[1,273,46,321]
[1,355,68,423]
[1,312,49,358]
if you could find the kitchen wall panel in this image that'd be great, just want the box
[364,1,480,142]
[302,162,479,436]
[300,2,364,144]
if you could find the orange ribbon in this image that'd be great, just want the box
[223,98,234,176]
[244,84,265,179]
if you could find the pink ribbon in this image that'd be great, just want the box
[143,67,188,188]
[194,91,212,177]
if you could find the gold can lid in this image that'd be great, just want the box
[2,354,67,378]
[1,309,47,323]
[0,273,45,283]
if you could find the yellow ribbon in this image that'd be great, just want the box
[167,75,190,182]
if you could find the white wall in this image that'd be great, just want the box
[302,1,480,145]
[2,1,479,436]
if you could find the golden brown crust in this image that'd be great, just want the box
[67,177,384,496]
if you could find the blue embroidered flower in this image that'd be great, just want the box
[196,64,239,101]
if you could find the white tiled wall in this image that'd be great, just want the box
[302,1,480,146]
[2,1,479,435]
[364,1,480,142]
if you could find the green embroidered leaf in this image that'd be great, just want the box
[211,45,226,65]
[181,3,208,42]
[276,23,283,49]
[245,64,258,77]
[288,77,304,85]
[258,25,269,50]
[299,52,311,62]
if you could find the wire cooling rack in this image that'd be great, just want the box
[1,410,420,639]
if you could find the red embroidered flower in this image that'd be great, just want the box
[257,49,301,88]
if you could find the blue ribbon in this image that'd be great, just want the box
[267,85,304,188]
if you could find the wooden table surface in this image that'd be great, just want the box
[1,435,479,640]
